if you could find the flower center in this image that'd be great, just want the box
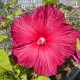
[37,37,45,46]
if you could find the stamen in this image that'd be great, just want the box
[37,37,45,46]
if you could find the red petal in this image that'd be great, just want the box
[12,42,39,68]
[11,13,37,46]
[32,6,66,30]
[34,46,57,76]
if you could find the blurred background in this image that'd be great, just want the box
[1,0,80,9]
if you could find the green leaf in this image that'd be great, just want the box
[38,76,50,80]
[14,9,22,16]
[12,0,18,7]
[0,35,8,43]
[0,12,5,17]
[43,0,58,6]
[21,75,27,80]
[58,3,66,8]
[0,72,10,80]
[0,21,10,29]
[0,49,13,72]
[76,0,80,2]
[4,2,11,8]
[64,6,73,11]
[0,67,4,74]
[0,22,6,28]
[6,14,13,21]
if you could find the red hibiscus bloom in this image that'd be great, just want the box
[11,6,77,76]
[72,31,80,63]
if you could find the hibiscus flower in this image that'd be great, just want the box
[11,6,77,76]
[72,31,80,63]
